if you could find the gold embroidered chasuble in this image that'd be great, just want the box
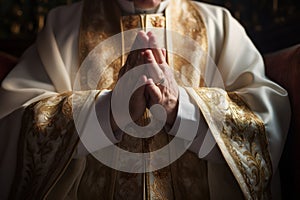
[9,0,272,199]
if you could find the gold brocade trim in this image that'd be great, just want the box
[150,16,165,28]
[9,92,88,199]
[78,0,122,90]
[166,0,208,87]
[121,15,141,30]
[187,87,273,199]
[79,0,121,66]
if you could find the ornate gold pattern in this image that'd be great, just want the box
[146,132,174,200]
[166,0,208,87]
[169,148,210,199]
[191,87,272,199]
[77,154,119,199]
[121,15,141,31]
[150,16,166,28]
[9,92,84,199]
[79,0,121,67]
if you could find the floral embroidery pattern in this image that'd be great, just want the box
[193,87,272,199]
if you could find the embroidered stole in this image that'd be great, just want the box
[77,0,210,199]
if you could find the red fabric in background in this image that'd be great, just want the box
[0,52,18,81]
[264,44,300,199]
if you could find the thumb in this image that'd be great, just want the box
[133,75,147,98]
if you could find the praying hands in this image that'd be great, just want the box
[111,31,179,131]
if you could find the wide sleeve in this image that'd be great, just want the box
[0,2,117,199]
[209,5,290,173]
[186,3,290,199]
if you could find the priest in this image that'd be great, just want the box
[0,0,290,199]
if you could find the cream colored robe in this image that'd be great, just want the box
[0,0,290,199]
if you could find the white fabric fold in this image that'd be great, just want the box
[74,90,121,158]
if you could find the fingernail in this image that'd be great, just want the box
[145,49,152,58]
[147,78,154,85]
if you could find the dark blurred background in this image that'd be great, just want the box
[0,0,77,56]
[0,0,299,56]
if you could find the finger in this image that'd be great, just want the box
[130,75,147,111]
[145,78,162,104]
[147,31,165,64]
[125,50,142,71]
[132,51,145,68]
[132,31,149,51]
[129,75,148,121]
[124,31,149,70]
[133,75,147,97]
[144,49,165,83]
[161,48,166,58]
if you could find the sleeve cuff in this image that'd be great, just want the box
[166,86,200,140]
[74,90,122,158]
[166,87,223,162]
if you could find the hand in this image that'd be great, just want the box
[111,31,149,131]
[144,32,179,126]
[111,31,179,132]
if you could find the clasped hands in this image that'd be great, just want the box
[111,31,179,132]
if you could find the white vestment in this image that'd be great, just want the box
[0,1,290,199]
